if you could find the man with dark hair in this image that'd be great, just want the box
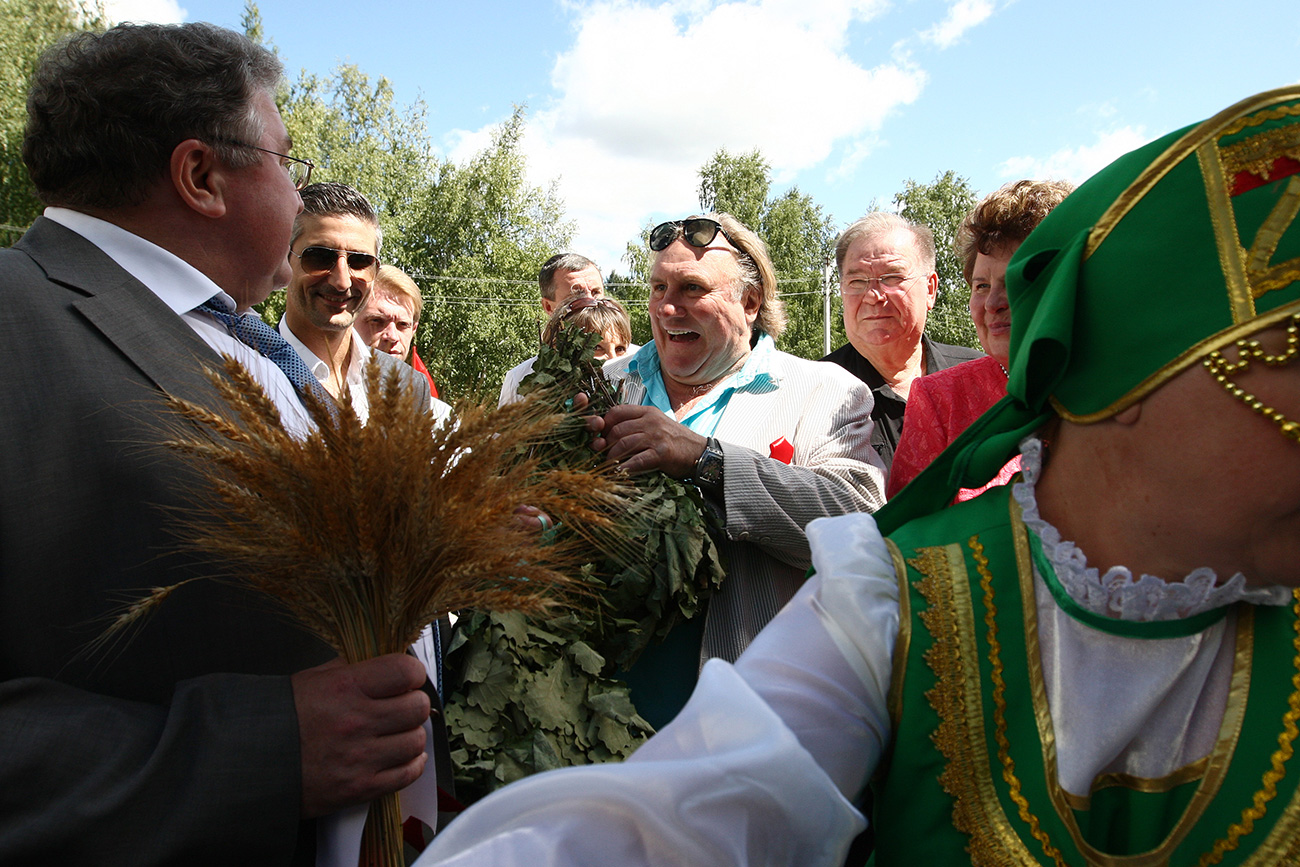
[498,252,631,405]
[0,23,432,866]
[822,213,981,469]
[278,182,442,424]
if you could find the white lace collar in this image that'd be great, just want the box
[1013,437,1292,621]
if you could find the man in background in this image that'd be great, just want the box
[822,213,981,469]
[355,263,445,401]
[279,182,442,423]
[499,252,622,405]
[357,263,422,361]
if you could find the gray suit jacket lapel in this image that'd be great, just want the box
[20,217,226,403]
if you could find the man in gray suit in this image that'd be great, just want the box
[0,23,431,866]
[592,213,887,729]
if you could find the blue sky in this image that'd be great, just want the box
[106,0,1300,273]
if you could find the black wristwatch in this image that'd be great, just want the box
[693,437,725,496]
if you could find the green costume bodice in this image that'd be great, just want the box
[872,482,1300,866]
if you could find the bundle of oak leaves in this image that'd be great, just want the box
[443,326,727,804]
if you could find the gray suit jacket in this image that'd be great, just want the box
[375,346,434,409]
[606,346,887,663]
[0,218,330,865]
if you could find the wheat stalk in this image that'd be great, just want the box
[109,354,634,866]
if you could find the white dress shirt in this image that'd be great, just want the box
[279,321,452,427]
[43,208,314,439]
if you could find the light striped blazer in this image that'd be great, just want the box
[605,348,887,664]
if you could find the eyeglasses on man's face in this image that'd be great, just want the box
[840,273,915,296]
[649,218,737,252]
[213,138,314,190]
[289,245,379,276]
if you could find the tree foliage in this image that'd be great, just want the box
[0,0,105,244]
[894,170,980,349]
[3,1,979,397]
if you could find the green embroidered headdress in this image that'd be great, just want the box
[878,86,1300,535]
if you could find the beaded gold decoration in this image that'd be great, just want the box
[1202,313,1300,444]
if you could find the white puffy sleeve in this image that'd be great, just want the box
[415,513,900,867]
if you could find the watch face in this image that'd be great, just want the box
[697,444,724,486]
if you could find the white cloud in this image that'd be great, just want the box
[103,0,186,24]
[919,0,994,49]
[998,126,1151,184]
[458,0,925,271]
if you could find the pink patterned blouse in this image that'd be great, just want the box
[886,354,1021,501]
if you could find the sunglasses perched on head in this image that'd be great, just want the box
[649,218,736,252]
[290,245,379,276]
[561,296,617,318]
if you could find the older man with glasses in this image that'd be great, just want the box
[822,212,982,470]
[586,212,887,729]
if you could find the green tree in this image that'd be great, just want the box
[893,170,980,349]
[761,187,841,359]
[399,107,574,402]
[0,0,106,244]
[698,148,768,231]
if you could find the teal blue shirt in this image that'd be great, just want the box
[628,333,779,436]
[619,332,779,729]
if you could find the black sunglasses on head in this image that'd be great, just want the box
[649,218,736,252]
[290,245,379,276]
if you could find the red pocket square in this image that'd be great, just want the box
[769,436,794,464]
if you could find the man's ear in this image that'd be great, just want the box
[925,272,939,309]
[170,139,227,219]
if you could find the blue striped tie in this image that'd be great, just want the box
[196,299,334,410]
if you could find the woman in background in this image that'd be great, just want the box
[541,294,633,362]
[887,179,1072,500]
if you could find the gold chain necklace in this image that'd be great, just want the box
[1203,312,1300,443]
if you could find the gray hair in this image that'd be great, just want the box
[538,253,601,301]
[292,182,382,255]
[834,212,936,275]
[23,22,282,209]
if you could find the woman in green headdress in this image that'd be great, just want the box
[414,86,1300,867]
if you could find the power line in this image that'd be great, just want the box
[416,287,834,305]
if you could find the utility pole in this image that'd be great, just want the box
[822,261,835,357]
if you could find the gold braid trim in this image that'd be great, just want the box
[912,544,1042,867]
[1222,103,1300,138]
[1198,589,1300,867]
[1219,125,1300,183]
[972,537,1068,867]
[913,549,978,838]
